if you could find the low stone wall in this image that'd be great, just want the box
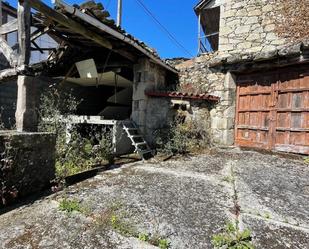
[0,131,56,206]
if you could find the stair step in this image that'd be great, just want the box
[125,128,138,131]
[122,120,153,160]
[139,150,153,155]
[135,142,147,147]
[130,135,143,139]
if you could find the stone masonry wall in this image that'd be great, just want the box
[132,58,170,144]
[176,53,236,146]
[219,0,287,55]
[0,131,56,206]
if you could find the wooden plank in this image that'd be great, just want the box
[0,19,18,35]
[0,68,18,81]
[28,0,112,50]
[18,0,31,66]
[31,40,44,53]
[0,36,18,66]
[30,26,51,41]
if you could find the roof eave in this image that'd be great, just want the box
[194,0,212,15]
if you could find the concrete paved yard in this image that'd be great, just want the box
[0,148,308,248]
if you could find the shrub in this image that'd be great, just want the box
[38,84,114,180]
[154,112,210,155]
[211,222,254,249]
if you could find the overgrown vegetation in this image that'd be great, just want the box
[38,84,114,180]
[0,136,18,205]
[155,112,210,156]
[211,222,254,249]
[93,202,170,248]
[270,0,309,43]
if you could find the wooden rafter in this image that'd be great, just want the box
[0,19,18,35]
[28,0,113,50]
[0,36,18,66]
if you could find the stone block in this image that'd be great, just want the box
[0,131,56,206]
[15,76,38,132]
[222,130,235,146]
[235,25,251,34]
[224,72,236,89]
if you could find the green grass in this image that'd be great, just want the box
[58,198,83,213]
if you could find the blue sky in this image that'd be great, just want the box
[7,0,199,59]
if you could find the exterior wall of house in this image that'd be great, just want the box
[219,0,286,55]
[176,54,236,146]
[132,58,173,144]
[179,0,294,147]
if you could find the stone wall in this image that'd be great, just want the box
[0,131,56,206]
[132,58,173,144]
[219,0,286,55]
[176,54,236,146]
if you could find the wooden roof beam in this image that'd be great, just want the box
[0,19,18,35]
[0,36,18,66]
[28,0,113,50]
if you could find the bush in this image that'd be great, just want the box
[38,84,114,180]
[154,112,210,155]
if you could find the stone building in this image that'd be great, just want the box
[176,0,309,154]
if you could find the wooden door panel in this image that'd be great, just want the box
[235,73,274,149]
[236,65,309,155]
[274,67,309,154]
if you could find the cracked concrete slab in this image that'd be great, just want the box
[0,149,308,248]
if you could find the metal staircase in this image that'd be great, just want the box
[122,120,154,160]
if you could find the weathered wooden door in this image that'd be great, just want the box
[235,65,309,155]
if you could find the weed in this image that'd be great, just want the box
[211,222,254,249]
[58,198,83,213]
[110,214,138,237]
[222,176,234,183]
[264,212,271,219]
[138,233,150,242]
[93,201,170,248]
[304,157,309,165]
[158,238,170,249]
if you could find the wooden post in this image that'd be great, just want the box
[18,0,31,66]
[15,0,37,132]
